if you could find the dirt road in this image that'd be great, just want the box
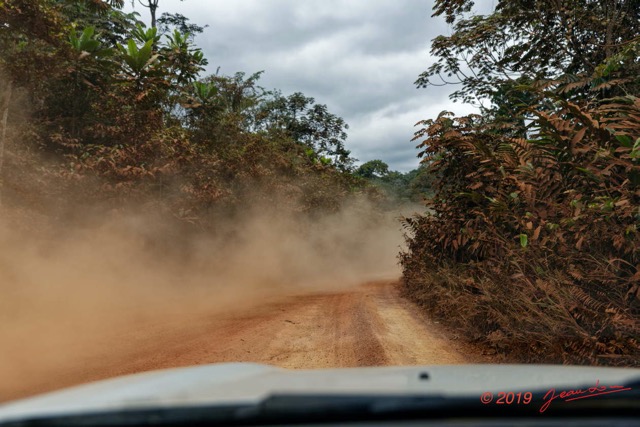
[3,281,478,402]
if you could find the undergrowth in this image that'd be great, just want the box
[401,55,640,366]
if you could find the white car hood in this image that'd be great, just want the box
[1,363,639,423]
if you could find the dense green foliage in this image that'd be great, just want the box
[0,0,367,227]
[356,160,434,203]
[403,0,640,365]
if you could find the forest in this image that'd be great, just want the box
[0,0,638,368]
[0,0,368,222]
[402,0,640,365]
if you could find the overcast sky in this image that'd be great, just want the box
[126,0,481,172]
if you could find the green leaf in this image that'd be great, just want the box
[131,23,158,45]
[519,233,528,248]
[80,27,95,43]
[68,29,79,49]
[69,26,102,54]
[631,138,640,159]
[126,38,138,55]
[615,134,633,147]
[137,39,154,69]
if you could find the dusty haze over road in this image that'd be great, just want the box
[1,202,479,402]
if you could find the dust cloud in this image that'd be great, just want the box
[0,195,409,401]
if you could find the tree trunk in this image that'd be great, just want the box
[148,0,159,28]
[138,0,159,29]
[0,80,12,207]
[150,3,157,29]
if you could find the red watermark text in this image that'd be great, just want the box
[539,379,632,413]
[480,380,632,413]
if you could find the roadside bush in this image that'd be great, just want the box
[401,70,640,365]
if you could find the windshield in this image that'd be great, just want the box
[0,0,638,424]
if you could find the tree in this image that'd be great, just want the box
[134,0,186,29]
[419,0,640,106]
[157,12,207,39]
[163,29,207,86]
[256,91,354,170]
[356,160,389,178]
[212,71,267,116]
[183,71,268,146]
[356,161,434,202]
[134,0,159,29]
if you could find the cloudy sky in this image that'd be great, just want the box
[126,0,482,172]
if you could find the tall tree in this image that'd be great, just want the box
[419,0,640,106]
[157,12,207,39]
[134,0,186,29]
[356,160,389,179]
[136,0,159,28]
[256,91,354,170]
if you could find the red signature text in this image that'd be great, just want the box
[539,379,632,413]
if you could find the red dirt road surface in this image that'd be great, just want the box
[2,281,479,402]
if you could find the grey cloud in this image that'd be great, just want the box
[347,98,477,170]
